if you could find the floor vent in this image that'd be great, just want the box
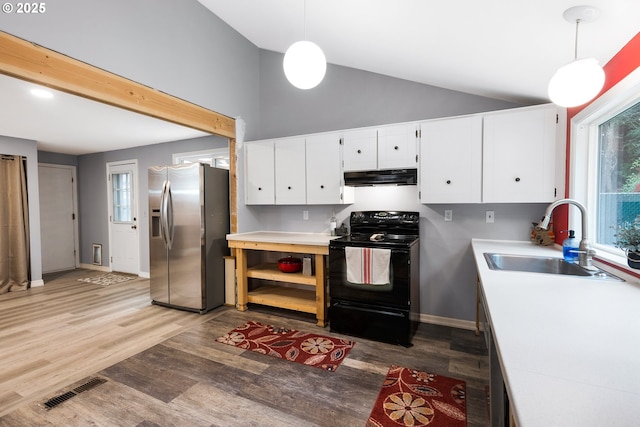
[43,391,76,409]
[73,377,107,394]
[43,377,107,410]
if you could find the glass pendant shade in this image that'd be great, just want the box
[283,40,326,90]
[548,58,605,107]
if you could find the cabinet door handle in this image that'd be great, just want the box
[357,149,362,154]
[320,185,324,189]
[446,180,451,184]
[394,146,399,150]
[515,177,521,182]
[288,186,292,190]
[258,187,262,191]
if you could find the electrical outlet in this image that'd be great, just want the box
[444,210,453,222]
[303,210,309,220]
[486,211,495,223]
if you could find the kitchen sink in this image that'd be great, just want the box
[483,253,624,281]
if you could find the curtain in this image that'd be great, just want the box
[0,155,30,293]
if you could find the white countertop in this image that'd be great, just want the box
[472,239,640,427]
[226,231,337,246]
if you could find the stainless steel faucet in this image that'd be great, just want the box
[537,198,595,267]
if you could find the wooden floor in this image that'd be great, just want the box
[0,270,489,426]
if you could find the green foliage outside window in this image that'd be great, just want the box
[597,101,640,246]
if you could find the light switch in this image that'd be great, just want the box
[444,210,453,222]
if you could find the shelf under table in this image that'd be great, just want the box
[247,285,316,314]
[246,263,317,286]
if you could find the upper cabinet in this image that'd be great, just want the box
[245,103,565,206]
[245,134,353,206]
[482,104,564,203]
[274,138,306,205]
[306,133,353,205]
[343,124,418,172]
[377,123,419,169]
[342,128,378,171]
[419,115,483,203]
[245,140,275,205]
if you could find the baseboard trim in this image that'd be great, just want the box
[79,263,111,272]
[30,279,45,288]
[419,313,478,331]
[138,271,150,279]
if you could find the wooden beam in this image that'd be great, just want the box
[0,31,235,139]
[229,138,238,234]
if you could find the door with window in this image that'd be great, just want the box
[107,161,139,274]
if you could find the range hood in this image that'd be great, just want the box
[344,169,417,186]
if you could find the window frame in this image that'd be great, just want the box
[570,67,640,268]
[111,170,133,224]
[172,147,230,169]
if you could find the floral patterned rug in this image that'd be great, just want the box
[77,273,135,286]
[366,365,466,427]
[215,320,355,372]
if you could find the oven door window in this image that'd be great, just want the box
[329,245,410,308]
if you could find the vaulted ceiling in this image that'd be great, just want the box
[2,0,638,155]
[199,0,639,104]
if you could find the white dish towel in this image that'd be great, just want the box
[345,247,391,285]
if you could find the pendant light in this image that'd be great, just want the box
[283,0,326,90]
[548,6,605,108]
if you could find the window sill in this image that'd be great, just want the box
[593,249,640,283]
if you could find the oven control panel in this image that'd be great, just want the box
[350,211,419,225]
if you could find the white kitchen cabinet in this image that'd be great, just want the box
[245,141,275,205]
[342,128,378,171]
[274,137,306,205]
[343,125,418,172]
[419,115,483,203]
[483,104,561,203]
[305,133,353,205]
[377,123,418,169]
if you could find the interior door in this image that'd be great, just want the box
[107,161,139,274]
[38,164,77,273]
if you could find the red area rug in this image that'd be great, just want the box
[215,321,355,372]
[366,365,466,427]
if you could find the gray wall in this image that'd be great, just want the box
[38,151,78,167]
[247,188,547,322]
[77,135,228,273]
[0,136,43,284]
[258,49,520,139]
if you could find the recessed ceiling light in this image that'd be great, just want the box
[30,88,54,99]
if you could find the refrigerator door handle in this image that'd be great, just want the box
[166,181,175,250]
[160,179,170,249]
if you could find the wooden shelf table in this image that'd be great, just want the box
[226,232,335,327]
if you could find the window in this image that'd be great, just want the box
[596,101,640,247]
[111,171,132,223]
[173,148,230,169]
[571,67,640,264]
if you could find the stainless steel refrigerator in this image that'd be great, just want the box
[148,163,229,313]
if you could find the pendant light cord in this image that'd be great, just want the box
[303,0,307,41]
[574,19,581,60]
